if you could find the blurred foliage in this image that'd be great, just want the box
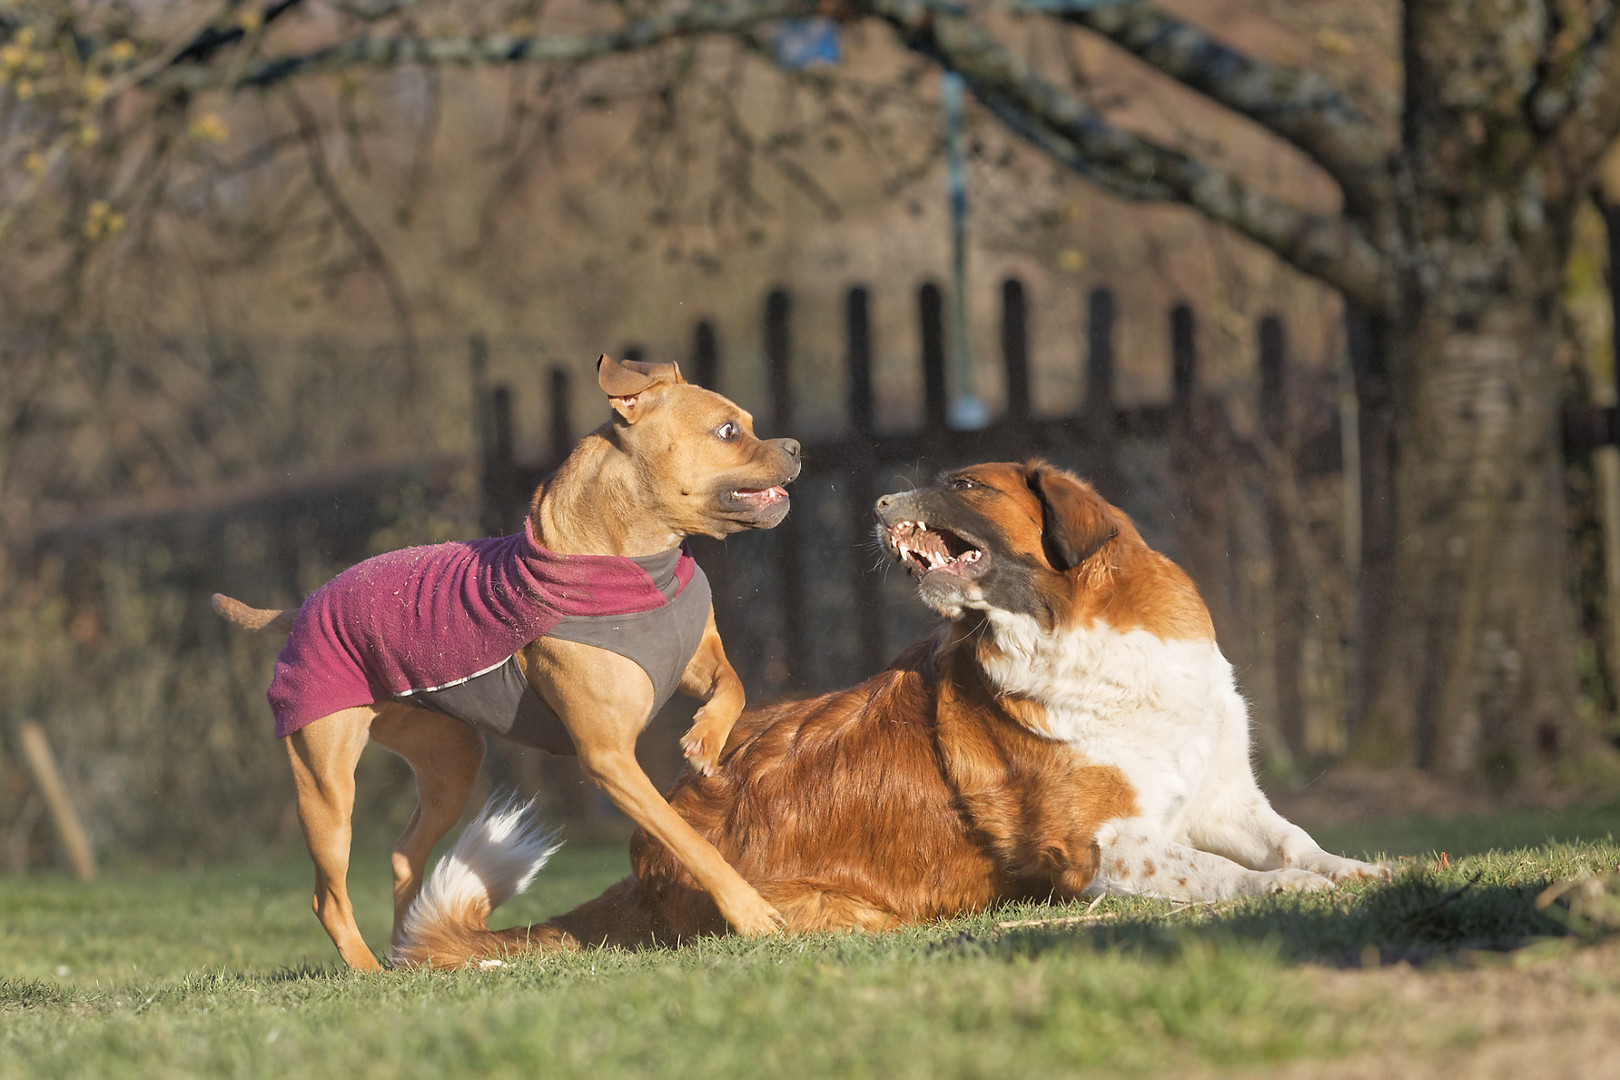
[1,457,479,868]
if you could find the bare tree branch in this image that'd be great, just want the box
[285,90,420,380]
[121,0,1393,306]
[171,0,309,67]
[871,0,1396,310]
[1058,3,1395,214]
[1533,3,1620,189]
[143,0,822,94]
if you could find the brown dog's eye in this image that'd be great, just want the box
[950,475,978,490]
[715,421,740,441]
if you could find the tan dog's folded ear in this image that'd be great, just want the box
[597,354,685,423]
[1025,462,1118,571]
[598,352,684,401]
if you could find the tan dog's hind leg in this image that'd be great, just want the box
[676,609,746,776]
[369,704,487,948]
[285,707,381,970]
[526,639,785,936]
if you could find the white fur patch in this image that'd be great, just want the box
[978,608,1386,898]
[399,795,561,949]
[981,610,1235,827]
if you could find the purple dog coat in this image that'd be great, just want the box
[267,525,711,754]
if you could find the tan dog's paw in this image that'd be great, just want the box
[721,894,788,936]
[680,729,720,776]
[681,707,735,776]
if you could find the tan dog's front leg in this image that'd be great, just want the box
[528,639,784,937]
[677,609,746,777]
[579,744,783,934]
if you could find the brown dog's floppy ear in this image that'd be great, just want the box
[597,354,685,423]
[1026,464,1118,571]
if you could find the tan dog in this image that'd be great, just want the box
[214,355,800,969]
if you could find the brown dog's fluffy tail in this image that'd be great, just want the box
[211,593,298,635]
[394,796,580,968]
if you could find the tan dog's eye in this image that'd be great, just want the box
[950,475,979,490]
[715,421,741,441]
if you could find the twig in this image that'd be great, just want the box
[997,893,1106,929]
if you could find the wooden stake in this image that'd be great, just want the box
[15,721,96,881]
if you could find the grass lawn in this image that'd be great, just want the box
[5,805,1620,1080]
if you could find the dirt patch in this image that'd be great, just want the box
[1206,940,1620,1079]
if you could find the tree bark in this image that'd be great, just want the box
[1336,0,1608,784]
[1355,268,1585,784]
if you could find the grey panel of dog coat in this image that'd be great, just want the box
[401,550,712,755]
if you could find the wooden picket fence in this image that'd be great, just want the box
[480,279,1350,775]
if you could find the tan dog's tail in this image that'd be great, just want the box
[211,593,299,635]
[394,796,581,968]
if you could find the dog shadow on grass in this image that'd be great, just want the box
[945,869,1620,968]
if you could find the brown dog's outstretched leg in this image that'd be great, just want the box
[285,707,381,971]
[526,638,785,936]
[369,704,487,948]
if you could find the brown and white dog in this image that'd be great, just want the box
[215,356,800,969]
[394,460,1384,967]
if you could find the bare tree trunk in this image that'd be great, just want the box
[1356,283,1585,784]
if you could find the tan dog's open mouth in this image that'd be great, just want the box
[885,520,986,580]
[730,486,788,507]
[717,484,792,527]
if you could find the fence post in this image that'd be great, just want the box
[472,335,512,537]
[848,287,875,436]
[1002,277,1031,425]
[481,383,516,537]
[548,367,573,466]
[469,332,490,448]
[767,290,795,434]
[1170,304,1195,416]
[1085,288,1115,414]
[1168,303,1240,678]
[1085,287,1123,495]
[692,319,719,391]
[846,285,886,671]
[1259,314,1306,762]
[920,283,948,436]
[687,319,733,652]
[766,288,807,689]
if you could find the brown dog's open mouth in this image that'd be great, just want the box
[886,520,986,580]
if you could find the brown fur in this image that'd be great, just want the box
[215,355,800,970]
[953,462,1215,642]
[400,626,1136,965]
